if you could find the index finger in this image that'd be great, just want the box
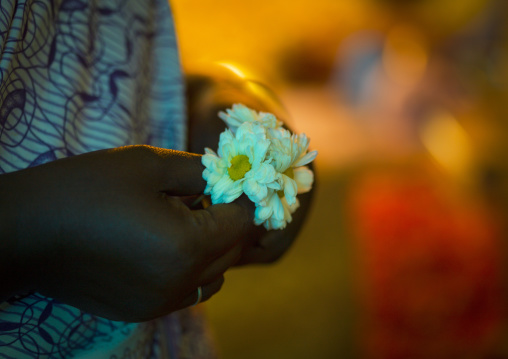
[188,201,254,254]
[156,150,207,196]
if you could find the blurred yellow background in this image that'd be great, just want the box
[173,0,488,82]
[171,0,508,358]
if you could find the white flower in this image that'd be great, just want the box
[248,127,316,230]
[250,129,316,230]
[268,128,317,206]
[218,104,283,134]
[202,104,317,231]
[202,122,280,204]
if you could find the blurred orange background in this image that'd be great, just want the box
[172,0,508,358]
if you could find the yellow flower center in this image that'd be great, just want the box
[278,167,295,197]
[228,155,251,181]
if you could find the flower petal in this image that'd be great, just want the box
[281,175,298,205]
[218,104,257,132]
[248,162,277,183]
[282,196,299,222]
[269,193,285,221]
[264,217,287,230]
[223,180,244,203]
[294,166,314,194]
[244,179,268,204]
[254,204,273,224]
[202,152,219,169]
[204,147,217,156]
[258,112,282,129]
[211,175,235,204]
[251,139,270,166]
[217,130,236,158]
[293,150,318,167]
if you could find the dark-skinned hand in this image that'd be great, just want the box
[0,145,253,322]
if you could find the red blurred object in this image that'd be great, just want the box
[352,169,506,359]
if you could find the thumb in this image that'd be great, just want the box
[150,148,207,196]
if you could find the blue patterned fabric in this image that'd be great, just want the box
[0,0,187,357]
[0,0,186,173]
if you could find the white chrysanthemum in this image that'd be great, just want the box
[203,104,317,231]
[268,127,317,206]
[251,129,317,230]
[218,104,283,134]
[202,122,280,204]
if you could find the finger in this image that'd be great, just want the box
[235,231,290,266]
[179,276,225,308]
[197,243,243,284]
[188,202,254,253]
[156,196,251,262]
[122,146,206,195]
[91,146,206,195]
[155,149,207,196]
[235,246,283,265]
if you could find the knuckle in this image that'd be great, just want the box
[192,209,215,230]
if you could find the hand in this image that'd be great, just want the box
[0,145,252,322]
